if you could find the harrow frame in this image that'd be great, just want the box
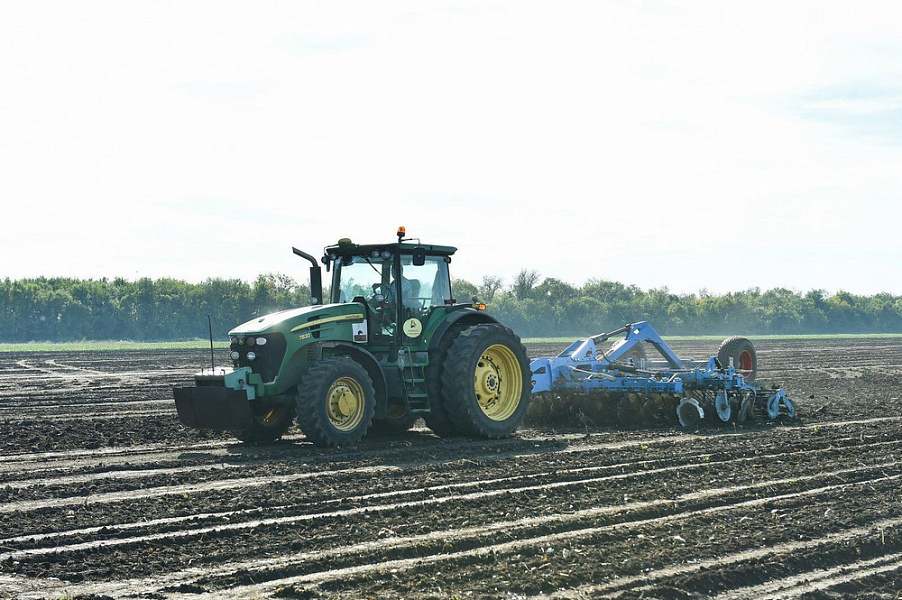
[529,322,795,426]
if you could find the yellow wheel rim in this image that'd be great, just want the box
[473,344,523,421]
[326,376,365,431]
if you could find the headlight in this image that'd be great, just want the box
[246,351,257,361]
[230,351,240,361]
[230,336,239,345]
[256,337,267,346]
[244,336,255,347]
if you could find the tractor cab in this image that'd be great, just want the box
[325,227,457,350]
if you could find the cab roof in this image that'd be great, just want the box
[324,238,457,258]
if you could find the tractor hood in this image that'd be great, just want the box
[230,303,366,339]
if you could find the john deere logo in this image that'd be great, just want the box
[403,318,422,338]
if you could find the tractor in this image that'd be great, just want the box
[174,227,532,447]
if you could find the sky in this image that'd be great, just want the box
[2,1,901,296]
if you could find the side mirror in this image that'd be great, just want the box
[412,247,426,266]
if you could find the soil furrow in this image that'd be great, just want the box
[5,466,899,598]
[540,518,902,599]
[167,475,902,598]
[712,551,902,599]
[3,424,896,518]
[3,459,897,565]
[4,433,898,546]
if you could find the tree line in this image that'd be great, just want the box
[2,270,901,342]
[1,274,311,342]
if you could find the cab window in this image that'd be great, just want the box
[399,254,452,311]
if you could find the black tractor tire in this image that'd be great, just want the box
[717,336,757,381]
[295,356,375,447]
[441,323,532,439]
[423,322,472,437]
[234,403,295,444]
[369,404,419,436]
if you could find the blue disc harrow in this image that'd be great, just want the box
[528,321,795,427]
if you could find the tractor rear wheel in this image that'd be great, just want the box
[234,403,295,444]
[441,323,531,438]
[424,322,471,437]
[295,357,375,447]
[717,337,757,381]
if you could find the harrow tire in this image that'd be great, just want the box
[234,403,295,444]
[295,357,375,447]
[717,336,757,381]
[441,323,532,439]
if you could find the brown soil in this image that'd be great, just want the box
[1,338,900,599]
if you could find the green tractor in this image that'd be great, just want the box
[173,228,532,447]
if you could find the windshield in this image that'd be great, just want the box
[333,253,452,307]
[335,256,390,303]
[333,252,453,340]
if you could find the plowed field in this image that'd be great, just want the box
[1,338,900,599]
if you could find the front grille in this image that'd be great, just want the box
[230,333,287,383]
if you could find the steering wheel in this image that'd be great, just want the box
[370,283,394,307]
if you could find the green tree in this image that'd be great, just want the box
[511,270,540,301]
[452,278,478,302]
[478,275,504,303]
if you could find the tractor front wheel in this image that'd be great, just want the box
[441,323,531,439]
[295,357,375,447]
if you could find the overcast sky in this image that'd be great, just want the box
[2,1,900,295]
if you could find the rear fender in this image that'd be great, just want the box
[428,309,498,351]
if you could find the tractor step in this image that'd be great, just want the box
[398,354,430,412]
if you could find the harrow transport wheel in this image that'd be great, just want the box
[442,323,531,438]
[295,357,375,447]
[423,323,471,437]
[234,403,295,444]
[717,336,757,381]
[369,403,418,436]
